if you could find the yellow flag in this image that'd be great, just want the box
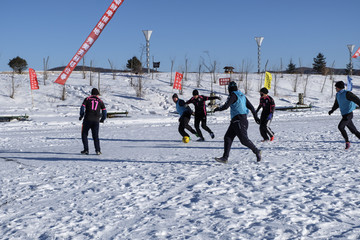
[264,72,272,89]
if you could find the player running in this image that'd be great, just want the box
[256,87,275,142]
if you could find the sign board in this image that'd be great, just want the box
[219,78,230,86]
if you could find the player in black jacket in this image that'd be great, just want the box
[186,90,220,141]
[256,87,275,142]
[79,88,107,155]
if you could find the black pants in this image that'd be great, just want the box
[194,114,213,139]
[179,113,197,137]
[338,112,360,142]
[260,115,274,140]
[82,121,100,152]
[223,116,259,159]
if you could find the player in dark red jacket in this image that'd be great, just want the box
[186,90,220,141]
[256,87,275,142]
[79,88,107,155]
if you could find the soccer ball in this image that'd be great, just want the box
[182,136,190,143]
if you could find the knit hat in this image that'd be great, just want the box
[172,93,178,99]
[91,88,100,96]
[260,87,269,94]
[228,81,238,93]
[335,81,345,89]
[192,89,199,96]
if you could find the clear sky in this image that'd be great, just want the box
[1,0,359,73]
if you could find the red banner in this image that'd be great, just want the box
[55,0,125,85]
[173,72,183,90]
[352,47,360,58]
[219,77,230,86]
[29,68,39,90]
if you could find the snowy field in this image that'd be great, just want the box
[1,71,360,239]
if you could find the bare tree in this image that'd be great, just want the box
[43,56,49,85]
[321,61,334,93]
[304,74,310,97]
[10,71,15,98]
[82,57,86,79]
[197,63,202,87]
[108,59,116,80]
[170,58,175,86]
[242,60,253,94]
[184,57,188,82]
[89,60,93,86]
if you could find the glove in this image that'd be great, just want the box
[255,117,260,124]
[79,116,83,121]
[216,96,221,100]
[328,110,334,115]
[267,113,273,120]
[100,119,105,123]
[213,107,220,112]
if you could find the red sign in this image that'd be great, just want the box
[219,78,230,86]
[55,0,125,85]
[352,47,360,59]
[29,68,39,90]
[173,72,183,90]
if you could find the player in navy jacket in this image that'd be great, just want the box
[256,87,275,142]
[186,90,220,141]
[79,88,107,155]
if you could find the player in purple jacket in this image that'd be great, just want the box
[79,88,107,155]
[186,90,220,141]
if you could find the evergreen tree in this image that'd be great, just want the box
[345,63,353,75]
[126,56,142,74]
[8,56,28,74]
[286,59,296,74]
[312,53,327,74]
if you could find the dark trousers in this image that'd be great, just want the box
[194,114,213,139]
[82,121,100,152]
[179,114,197,138]
[338,112,360,142]
[260,115,274,140]
[223,117,259,159]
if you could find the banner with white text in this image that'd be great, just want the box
[173,72,183,90]
[29,68,39,90]
[55,0,125,85]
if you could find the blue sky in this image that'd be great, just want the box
[1,0,359,73]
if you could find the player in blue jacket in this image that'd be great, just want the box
[172,93,198,141]
[329,81,360,149]
[213,81,262,163]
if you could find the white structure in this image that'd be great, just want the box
[143,30,153,74]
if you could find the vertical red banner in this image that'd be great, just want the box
[173,72,183,90]
[55,0,125,85]
[29,68,39,90]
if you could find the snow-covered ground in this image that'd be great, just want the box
[1,71,360,239]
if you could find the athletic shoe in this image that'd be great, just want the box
[210,132,215,139]
[345,142,350,150]
[261,139,269,142]
[96,151,102,155]
[270,136,274,141]
[215,157,228,164]
[197,138,205,142]
[81,150,89,155]
[256,150,262,162]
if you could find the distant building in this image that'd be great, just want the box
[224,66,234,74]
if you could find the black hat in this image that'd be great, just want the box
[172,93,178,99]
[335,81,345,89]
[91,88,100,95]
[260,87,269,94]
[192,89,199,96]
[228,81,238,93]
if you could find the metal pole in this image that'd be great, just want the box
[146,40,150,74]
[255,37,264,74]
